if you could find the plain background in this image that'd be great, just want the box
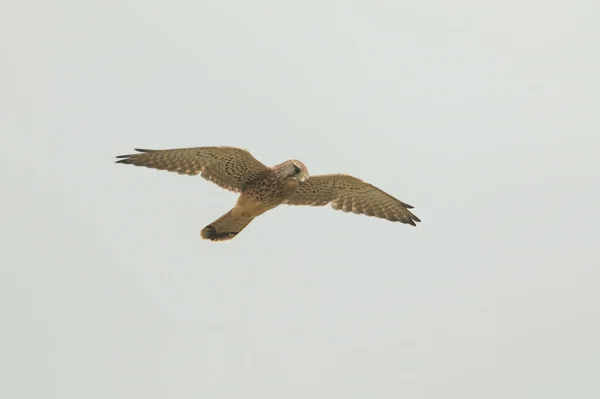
[1,1,599,398]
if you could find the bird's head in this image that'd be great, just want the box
[279,159,309,183]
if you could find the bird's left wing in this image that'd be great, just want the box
[115,146,269,192]
[284,174,421,225]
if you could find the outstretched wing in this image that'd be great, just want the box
[285,174,421,226]
[115,146,269,192]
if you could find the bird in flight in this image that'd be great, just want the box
[116,146,420,241]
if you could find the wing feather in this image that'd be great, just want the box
[285,174,420,226]
[115,146,269,192]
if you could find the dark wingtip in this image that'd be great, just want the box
[115,148,156,157]
[402,217,418,226]
[115,148,157,163]
[115,154,135,163]
[402,209,421,226]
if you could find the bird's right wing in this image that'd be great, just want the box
[285,174,420,225]
[115,146,269,192]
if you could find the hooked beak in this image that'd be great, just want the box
[295,173,308,183]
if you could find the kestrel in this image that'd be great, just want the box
[116,146,420,241]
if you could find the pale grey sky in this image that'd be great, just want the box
[1,1,599,398]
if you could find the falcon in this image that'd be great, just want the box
[116,146,420,241]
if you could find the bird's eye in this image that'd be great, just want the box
[293,165,301,174]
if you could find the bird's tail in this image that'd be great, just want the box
[200,209,254,241]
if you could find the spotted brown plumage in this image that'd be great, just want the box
[116,146,420,241]
[284,174,420,226]
[116,147,269,192]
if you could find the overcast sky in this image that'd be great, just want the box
[2,1,599,398]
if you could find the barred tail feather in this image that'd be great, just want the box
[200,209,254,241]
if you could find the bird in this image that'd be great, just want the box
[115,146,420,241]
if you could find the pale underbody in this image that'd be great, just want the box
[232,179,299,218]
[233,194,271,218]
